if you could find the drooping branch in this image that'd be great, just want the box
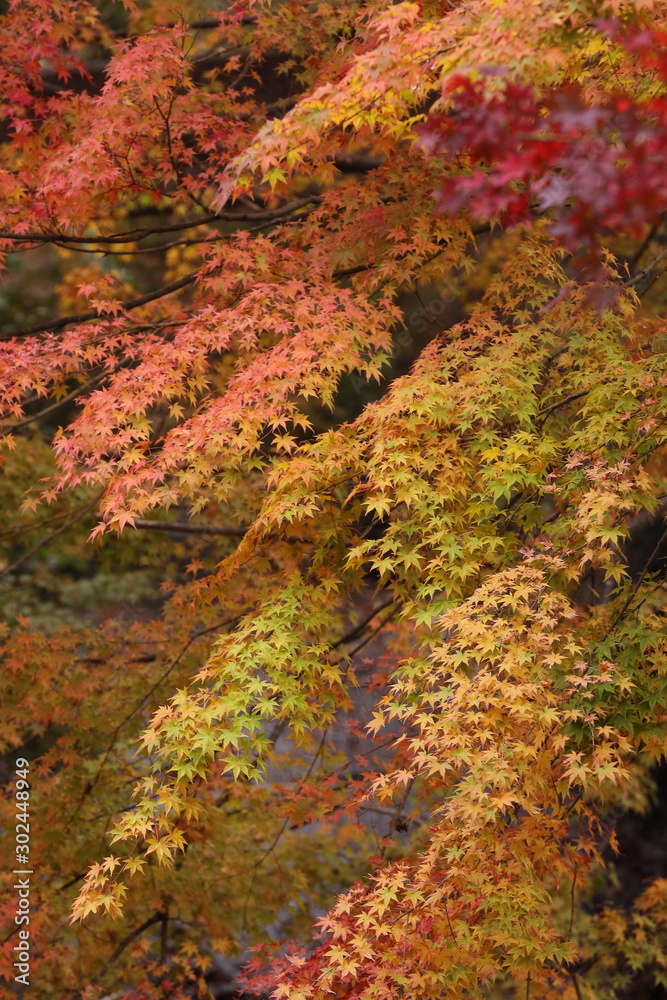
[0,195,323,249]
[0,272,198,341]
[132,518,247,537]
[89,911,166,986]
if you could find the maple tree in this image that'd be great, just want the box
[4,0,667,998]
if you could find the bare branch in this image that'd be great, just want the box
[91,912,165,985]
[0,272,198,342]
[0,197,322,249]
[133,518,247,537]
[0,492,103,582]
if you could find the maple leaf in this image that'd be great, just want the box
[2,4,667,1000]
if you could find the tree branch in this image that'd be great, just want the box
[0,492,103,582]
[625,247,667,296]
[1,369,114,431]
[0,197,322,249]
[91,912,166,985]
[133,518,247,537]
[0,218,219,246]
[0,273,198,341]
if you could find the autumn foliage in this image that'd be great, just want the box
[3,1,667,998]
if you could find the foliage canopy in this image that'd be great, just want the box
[2,1,667,998]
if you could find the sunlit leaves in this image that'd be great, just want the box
[4,1,667,999]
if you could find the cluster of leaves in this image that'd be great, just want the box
[3,1,667,1000]
[420,20,667,282]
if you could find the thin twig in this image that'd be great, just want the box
[625,246,667,294]
[444,898,459,946]
[568,861,578,938]
[0,218,218,245]
[0,504,94,542]
[0,272,198,341]
[160,909,169,966]
[599,517,667,645]
[66,611,250,826]
[346,607,400,659]
[240,729,329,931]
[0,492,103,582]
[628,223,658,273]
[133,518,247,537]
[331,598,396,648]
[58,873,86,893]
[2,369,114,431]
[0,197,322,249]
[91,912,165,984]
[385,777,415,844]
[537,390,589,423]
